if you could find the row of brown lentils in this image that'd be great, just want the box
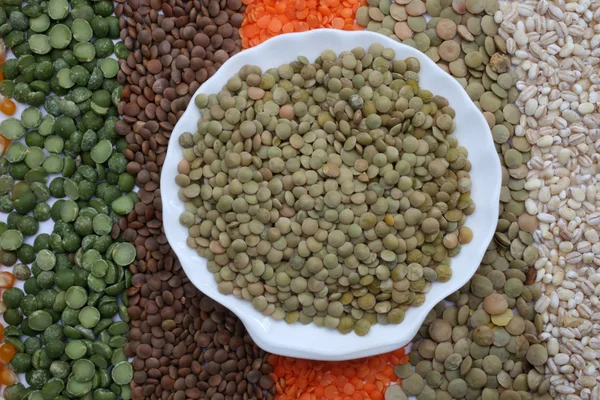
[113,0,276,398]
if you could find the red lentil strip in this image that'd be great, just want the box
[240,0,365,48]
[268,348,408,400]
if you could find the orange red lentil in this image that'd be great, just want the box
[0,98,16,116]
[0,272,15,289]
[268,348,409,400]
[0,134,9,156]
[0,343,15,365]
[239,0,366,48]
[0,364,16,386]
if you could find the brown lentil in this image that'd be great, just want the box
[115,0,275,398]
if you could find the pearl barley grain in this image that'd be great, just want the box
[498,0,600,398]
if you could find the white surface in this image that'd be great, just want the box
[161,29,501,361]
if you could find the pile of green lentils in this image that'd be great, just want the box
[354,0,549,398]
[176,45,476,337]
[0,0,137,397]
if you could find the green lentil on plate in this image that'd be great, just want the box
[177,46,475,336]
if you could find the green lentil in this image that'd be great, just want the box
[178,47,474,336]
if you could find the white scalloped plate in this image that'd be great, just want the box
[161,29,501,361]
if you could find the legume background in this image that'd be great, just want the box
[0,0,597,398]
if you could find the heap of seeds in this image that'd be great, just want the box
[176,45,476,336]
[239,0,366,49]
[0,0,144,394]
[116,0,245,129]
[0,0,141,395]
[397,288,551,400]
[356,0,502,78]
[352,0,554,398]
[496,0,600,398]
[114,1,276,398]
[268,348,409,399]
[355,0,524,131]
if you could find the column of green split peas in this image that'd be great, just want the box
[0,0,137,397]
